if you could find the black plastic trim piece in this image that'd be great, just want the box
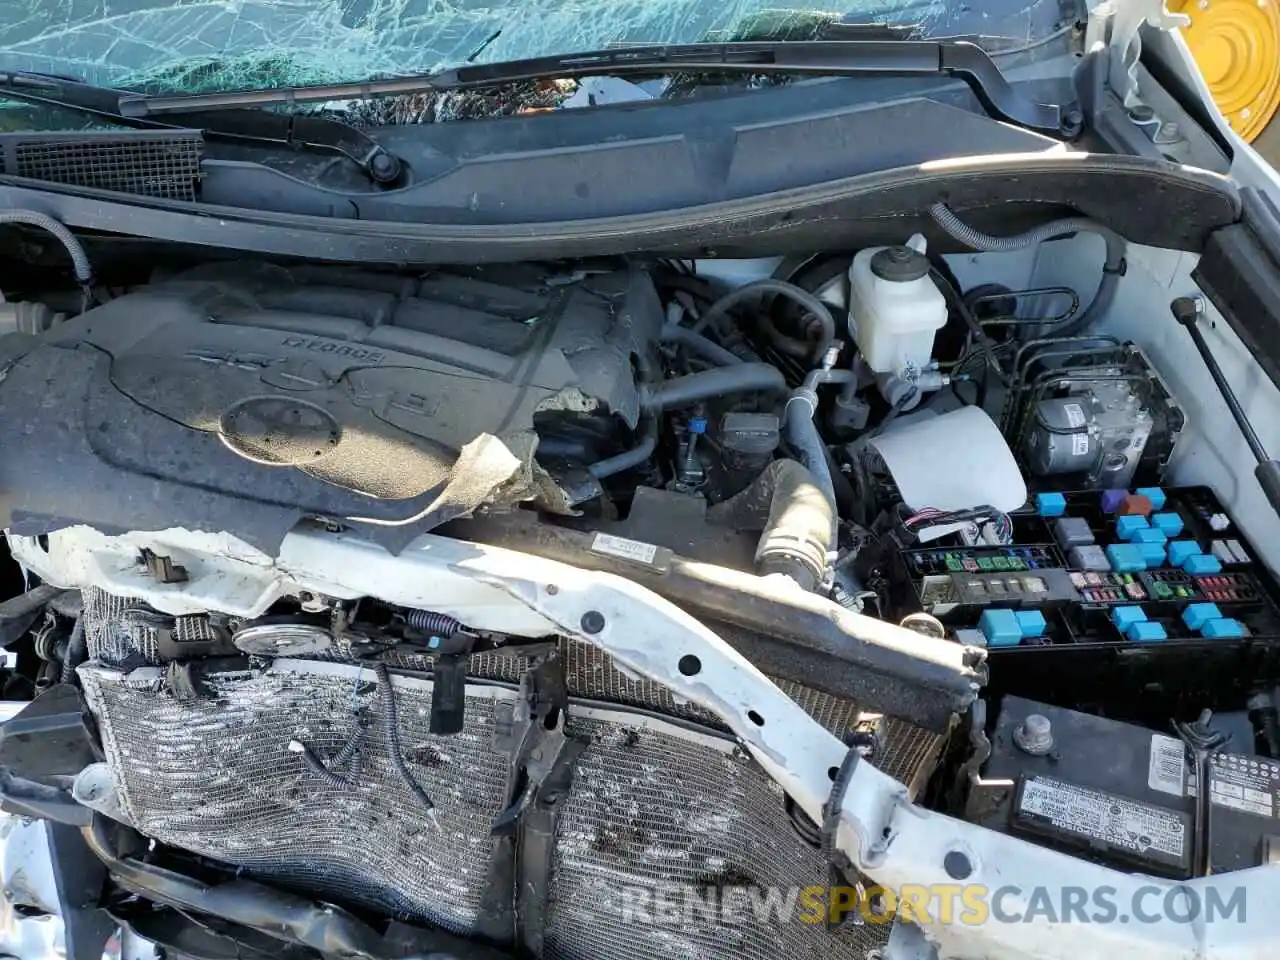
[0,683,98,786]
[47,823,116,960]
[1193,187,1280,393]
[0,153,1238,265]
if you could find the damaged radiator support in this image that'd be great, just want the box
[443,513,984,733]
[80,586,946,789]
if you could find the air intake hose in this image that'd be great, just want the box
[707,458,834,591]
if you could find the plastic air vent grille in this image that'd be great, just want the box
[0,130,201,200]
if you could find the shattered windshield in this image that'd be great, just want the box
[1,0,1072,93]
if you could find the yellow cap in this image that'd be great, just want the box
[1172,0,1280,141]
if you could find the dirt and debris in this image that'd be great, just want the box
[340,79,578,127]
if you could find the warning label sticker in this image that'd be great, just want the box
[590,533,659,567]
[1209,754,1280,819]
[1149,734,1188,797]
[1015,776,1189,870]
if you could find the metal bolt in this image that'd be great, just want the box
[1242,108,1253,120]
[899,612,947,639]
[580,610,606,634]
[1014,714,1055,756]
[1154,121,1181,144]
[369,151,400,182]
[546,584,559,595]
[1198,0,1209,9]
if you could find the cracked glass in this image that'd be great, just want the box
[0,0,1066,93]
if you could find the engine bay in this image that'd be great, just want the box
[2,200,1279,960]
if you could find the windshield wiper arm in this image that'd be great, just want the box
[117,40,1073,137]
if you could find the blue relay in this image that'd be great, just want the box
[980,609,1022,648]
[1135,487,1167,510]
[1183,603,1223,631]
[1036,492,1067,517]
[1127,621,1167,642]
[1111,606,1148,632]
[1106,543,1145,573]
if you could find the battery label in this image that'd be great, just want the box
[1208,754,1280,819]
[1015,776,1189,870]
[1149,734,1188,797]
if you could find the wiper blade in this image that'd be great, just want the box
[0,72,402,184]
[117,40,1074,137]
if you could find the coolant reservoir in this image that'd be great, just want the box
[848,235,947,374]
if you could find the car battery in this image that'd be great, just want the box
[967,696,1270,878]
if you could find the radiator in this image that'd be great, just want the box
[80,588,946,959]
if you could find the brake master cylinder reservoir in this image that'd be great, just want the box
[848,235,948,405]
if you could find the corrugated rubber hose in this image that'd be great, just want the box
[375,662,439,825]
[0,211,93,285]
[928,202,1126,339]
[290,722,365,789]
[929,202,1102,252]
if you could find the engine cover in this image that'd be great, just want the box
[0,264,660,551]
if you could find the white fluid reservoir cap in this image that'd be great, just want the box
[868,406,1027,513]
